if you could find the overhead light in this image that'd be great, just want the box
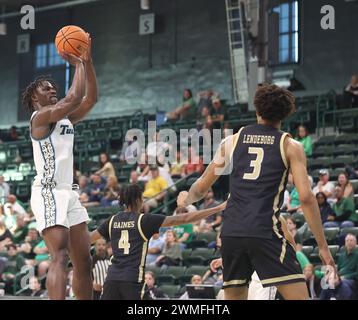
[141,0,150,10]
[0,22,6,35]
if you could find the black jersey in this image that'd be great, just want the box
[97,212,166,283]
[222,124,290,239]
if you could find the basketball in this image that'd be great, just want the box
[55,25,89,57]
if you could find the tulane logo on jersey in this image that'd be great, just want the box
[59,125,74,135]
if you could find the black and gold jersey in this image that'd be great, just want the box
[222,124,290,239]
[97,212,166,283]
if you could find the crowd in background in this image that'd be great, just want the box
[0,88,357,299]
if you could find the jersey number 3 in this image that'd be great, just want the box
[118,230,131,254]
[243,147,264,180]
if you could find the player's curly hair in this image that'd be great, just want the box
[119,184,143,210]
[21,75,58,113]
[254,84,296,123]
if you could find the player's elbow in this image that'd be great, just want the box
[299,191,316,206]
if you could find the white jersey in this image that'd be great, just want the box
[31,111,74,187]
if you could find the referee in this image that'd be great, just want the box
[92,238,110,299]
[90,184,226,300]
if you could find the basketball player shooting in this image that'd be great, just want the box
[177,84,336,300]
[22,34,97,300]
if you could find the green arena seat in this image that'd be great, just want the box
[196,232,217,244]
[340,227,358,237]
[315,135,335,146]
[301,246,314,257]
[191,248,215,260]
[324,228,340,244]
[185,266,209,277]
[156,275,176,286]
[184,256,207,267]
[158,285,180,298]
[177,275,193,287]
[331,155,355,168]
[101,119,114,129]
[87,121,100,131]
[144,265,162,277]
[291,212,306,228]
[181,249,192,260]
[164,266,187,278]
[332,144,354,156]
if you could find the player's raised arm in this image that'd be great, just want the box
[177,133,239,207]
[161,199,226,227]
[286,137,335,271]
[69,35,98,124]
[32,55,86,128]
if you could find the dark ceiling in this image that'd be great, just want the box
[0,0,69,11]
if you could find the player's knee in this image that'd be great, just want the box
[52,248,69,267]
[73,251,92,272]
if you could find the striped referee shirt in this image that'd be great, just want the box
[92,255,110,286]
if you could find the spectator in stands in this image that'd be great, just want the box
[203,262,223,286]
[88,174,105,203]
[343,74,358,108]
[33,239,50,277]
[182,146,204,177]
[11,213,29,245]
[143,271,167,300]
[324,186,357,228]
[0,219,13,252]
[287,184,302,214]
[166,89,196,121]
[157,159,176,191]
[95,152,116,179]
[17,227,40,265]
[197,188,222,233]
[337,172,354,198]
[143,165,168,210]
[209,98,227,130]
[2,126,19,142]
[296,125,313,157]
[130,170,139,184]
[172,207,195,249]
[25,276,45,297]
[78,175,90,195]
[92,238,110,300]
[320,233,358,300]
[146,233,165,266]
[197,105,212,130]
[170,151,185,179]
[179,275,204,299]
[286,216,298,241]
[196,89,217,115]
[312,170,335,204]
[155,230,182,267]
[316,192,335,225]
[0,176,10,205]
[79,192,100,208]
[119,135,141,164]
[100,175,121,207]
[5,195,26,216]
[2,195,26,232]
[304,264,322,299]
[1,244,25,294]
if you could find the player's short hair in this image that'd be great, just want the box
[254,84,296,123]
[22,75,58,113]
[119,184,143,209]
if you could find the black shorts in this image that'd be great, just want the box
[101,280,146,300]
[221,234,305,289]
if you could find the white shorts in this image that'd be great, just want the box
[31,186,89,234]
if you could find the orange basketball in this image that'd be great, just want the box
[55,25,88,57]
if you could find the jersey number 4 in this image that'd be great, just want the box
[118,230,131,254]
[243,147,264,180]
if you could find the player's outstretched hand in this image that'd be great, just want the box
[80,33,92,63]
[177,191,189,208]
[319,247,337,279]
[60,51,83,66]
[210,258,223,273]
